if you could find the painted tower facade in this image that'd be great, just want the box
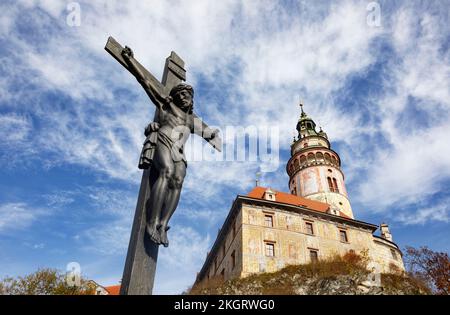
[286,104,354,219]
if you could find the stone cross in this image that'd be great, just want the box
[104,37,186,295]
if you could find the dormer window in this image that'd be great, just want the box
[328,208,340,216]
[264,188,276,201]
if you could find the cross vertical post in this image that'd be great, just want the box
[104,37,186,295]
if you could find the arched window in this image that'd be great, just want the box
[327,177,334,192]
[300,155,307,166]
[307,153,315,164]
[333,178,340,193]
[316,152,324,163]
[331,156,337,166]
[324,153,331,164]
[294,159,299,169]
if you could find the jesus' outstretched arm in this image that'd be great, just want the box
[191,114,222,152]
[121,46,166,110]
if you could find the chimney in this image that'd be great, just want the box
[380,223,393,242]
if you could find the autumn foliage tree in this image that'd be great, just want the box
[0,268,95,295]
[404,246,450,295]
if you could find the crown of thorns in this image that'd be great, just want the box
[169,83,194,98]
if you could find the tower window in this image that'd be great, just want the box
[264,215,274,228]
[327,177,334,192]
[300,155,306,166]
[390,249,398,260]
[331,156,338,166]
[265,242,275,257]
[307,152,315,164]
[333,178,340,193]
[316,152,324,163]
[328,177,339,193]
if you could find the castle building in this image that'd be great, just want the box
[195,104,405,284]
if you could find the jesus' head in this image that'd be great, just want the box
[170,83,194,113]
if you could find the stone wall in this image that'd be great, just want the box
[240,203,404,278]
[206,210,243,281]
[198,201,404,284]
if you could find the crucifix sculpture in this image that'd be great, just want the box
[105,37,221,295]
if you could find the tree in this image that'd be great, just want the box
[404,246,450,295]
[0,268,95,295]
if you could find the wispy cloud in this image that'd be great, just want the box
[397,204,449,226]
[0,202,50,232]
[355,4,450,221]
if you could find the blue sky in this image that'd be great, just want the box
[0,0,449,294]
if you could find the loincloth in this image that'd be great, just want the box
[138,130,187,170]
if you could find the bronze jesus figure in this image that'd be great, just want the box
[121,46,220,247]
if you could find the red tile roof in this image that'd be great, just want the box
[246,186,351,219]
[105,285,120,295]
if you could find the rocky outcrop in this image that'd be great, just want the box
[190,260,429,295]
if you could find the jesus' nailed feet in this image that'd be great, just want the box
[146,223,170,247]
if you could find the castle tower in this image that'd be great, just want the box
[286,103,354,219]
